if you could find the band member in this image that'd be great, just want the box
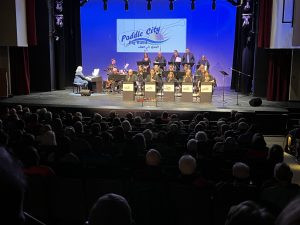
[106,67,119,91]
[182,69,193,83]
[125,69,136,82]
[146,68,157,82]
[200,70,216,86]
[74,66,92,90]
[136,66,145,92]
[182,48,195,64]
[198,55,210,71]
[196,64,206,76]
[142,52,151,72]
[168,64,175,72]
[155,51,166,70]
[107,58,117,73]
[183,63,190,73]
[166,71,176,83]
[154,64,162,76]
[155,51,166,63]
[170,50,181,71]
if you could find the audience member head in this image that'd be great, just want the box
[161,111,169,120]
[225,201,274,225]
[238,122,249,133]
[121,120,132,133]
[187,139,198,157]
[144,111,151,120]
[232,162,250,181]
[143,129,153,143]
[112,117,121,127]
[93,113,102,123]
[75,112,83,121]
[109,111,117,120]
[74,121,84,134]
[134,116,142,127]
[275,197,300,225]
[64,126,76,138]
[0,147,26,225]
[274,162,293,184]
[146,149,161,166]
[268,144,284,163]
[251,133,267,150]
[195,131,208,142]
[91,123,101,136]
[126,112,133,121]
[112,126,124,141]
[88,193,132,225]
[179,155,197,175]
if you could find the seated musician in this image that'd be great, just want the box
[196,65,206,76]
[166,71,176,83]
[182,69,193,83]
[198,70,217,88]
[146,68,157,82]
[107,58,117,73]
[125,69,137,82]
[183,63,190,73]
[74,66,92,90]
[168,64,175,72]
[105,67,119,92]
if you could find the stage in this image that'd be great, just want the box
[0,87,297,113]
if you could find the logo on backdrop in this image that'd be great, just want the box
[120,26,168,48]
[117,19,186,52]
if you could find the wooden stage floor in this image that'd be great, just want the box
[0,87,298,114]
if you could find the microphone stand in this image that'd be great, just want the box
[229,68,252,105]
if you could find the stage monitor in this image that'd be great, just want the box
[117,18,186,53]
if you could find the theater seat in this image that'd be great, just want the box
[168,183,212,225]
[49,177,86,224]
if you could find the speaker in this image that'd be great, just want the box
[249,97,262,107]
[80,89,91,96]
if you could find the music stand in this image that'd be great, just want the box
[182,62,195,68]
[137,61,150,66]
[220,70,229,105]
[153,62,166,67]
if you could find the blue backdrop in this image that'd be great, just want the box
[81,0,236,86]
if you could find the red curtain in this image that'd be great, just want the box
[26,0,37,46]
[257,0,273,48]
[267,51,291,101]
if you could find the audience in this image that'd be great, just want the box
[0,105,298,225]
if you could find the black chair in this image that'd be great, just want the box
[168,183,213,225]
[49,177,86,224]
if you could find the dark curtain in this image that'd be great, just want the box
[257,0,272,48]
[10,48,30,95]
[267,50,291,101]
[55,0,82,89]
[231,0,255,94]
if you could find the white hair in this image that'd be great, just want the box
[179,155,196,175]
[76,66,83,73]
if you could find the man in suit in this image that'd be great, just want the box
[182,48,195,64]
[154,51,167,70]
[125,69,136,82]
[170,50,181,71]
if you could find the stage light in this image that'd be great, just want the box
[103,0,107,10]
[124,0,128,10]
[147,0,151,10]
[169,0,174,10]
[191,0,195,10]
[212,0,216,10]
